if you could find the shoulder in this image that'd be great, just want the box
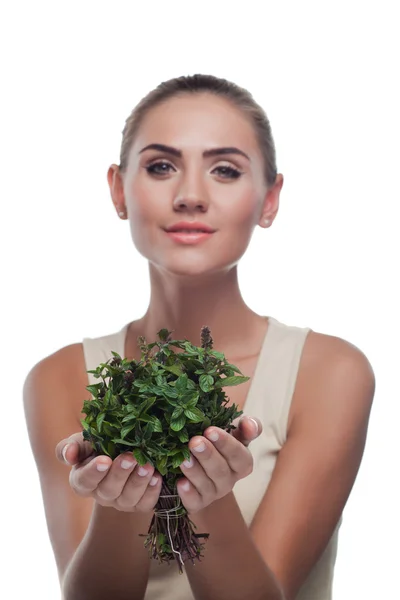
[289,329,376,432]
[304,329,375,377]
[23,342,90,428]
[24,342,88,393]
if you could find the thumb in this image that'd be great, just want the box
[55,432,94,465]
[230,416,262,446]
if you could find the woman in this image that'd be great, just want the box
[23,74,375,600]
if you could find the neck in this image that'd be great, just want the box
[134,263,263,355]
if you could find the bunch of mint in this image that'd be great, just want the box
[81,326,249,571]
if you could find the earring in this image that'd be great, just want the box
[118,210,126,218]
[263,218,271,226]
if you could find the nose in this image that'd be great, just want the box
[172,170,210,213]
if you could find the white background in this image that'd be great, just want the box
[1,1,398,598]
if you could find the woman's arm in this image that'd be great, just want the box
[23,344,153,600]
[186,492,284,600]
[183,335,374,600]
[248,334,375,600]
[61,502,153,600]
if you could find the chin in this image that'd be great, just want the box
[149,254,236,280]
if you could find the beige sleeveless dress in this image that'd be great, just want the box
[82,316,341,599]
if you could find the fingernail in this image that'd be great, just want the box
[183,457,194,468]
[206,430,219,442]
[181,480,190,491]
[138,467,148,476]
[149,476,158,486]
[193,441,206,453]
[248,417,259,434]
[62,444,70,463]
[97,461,111,472]
[121,459,135,469]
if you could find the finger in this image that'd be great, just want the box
[70,454,113,496]
[115,461,157,510]
[56,432,94,465]
[176,476,204,514]
[231,416,262,447]
[203,427,253,477]
[181,436,229,498]
[124,470,163,513]
[95,453,140,502]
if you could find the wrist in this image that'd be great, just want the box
[188,492,241,543]
[91,501,154,530]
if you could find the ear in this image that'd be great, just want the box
[259,173,284,227]
[107,164,126,217]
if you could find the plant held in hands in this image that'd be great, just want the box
[81,326,249,572]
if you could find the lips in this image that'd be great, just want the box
[165,221,216,233]
[172,229,206,233]
[164,229,214,245]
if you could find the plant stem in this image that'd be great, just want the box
[139,479,209,573]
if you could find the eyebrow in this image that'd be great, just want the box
[138,143,250,162]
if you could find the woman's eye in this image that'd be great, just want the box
[145,161,242,180]
[145,161,173,175]
[213,166,242,179]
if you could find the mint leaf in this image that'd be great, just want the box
[184,407,204,422]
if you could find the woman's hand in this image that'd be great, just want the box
[55,432,162,513]
[177,415,262,514]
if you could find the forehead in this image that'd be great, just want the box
[132,93,260,154]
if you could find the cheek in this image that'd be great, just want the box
[127,179,156,221]
[124,186,161,256]
[226,188,260,229]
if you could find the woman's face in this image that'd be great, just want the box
[110,92,281,278]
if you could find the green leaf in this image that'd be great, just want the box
[172,406,184,420]
[155,374,165,386]
[157,533,166,547]
[120,424,136,439]
[201,416,211,429]
[163,364,184,377]
[112,438,136,446]
[99,441,110,456]
[181,391,198,405]
[214,375,250,388]
[224,362,245,375]
[133,448,148,466]
[175,374,189,393]
[208,349,224,360]
[107,441,116,458]
[184,407,204,422]
[96,412,106,433]
[86,383,104,397]
[185,398,199,410]
[143,421,154,440]
[121,414,137,424]
[156,455,168,475]
[182,342,202,356]
[170,413,186,431]
[177,428,189,443]
[181,446,191,461]
[138,414,153,423]
[199,374,214,392]
[166,398,179,408]
[150,416,163,433]
[158,328,172,341]
[102,421,117,437]
[138,396,156,415]
[171,452,186,468]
